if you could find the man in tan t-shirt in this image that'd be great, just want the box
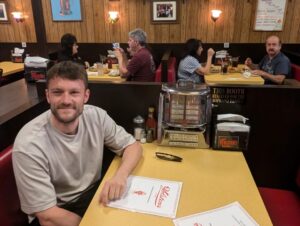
[13,61,142,226]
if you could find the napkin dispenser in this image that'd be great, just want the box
[213,114,250,151]
[24,56,49,82]
[214,50,228,65]
[11,48,25,63]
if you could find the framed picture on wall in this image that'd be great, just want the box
[0,1,9,22]
[151,0,179,24]
[50,0,82,21]
[254,0,287,31]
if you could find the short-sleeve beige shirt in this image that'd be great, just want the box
[13,105,135,218]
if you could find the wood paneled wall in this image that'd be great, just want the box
[0,0,36,42]
[1,0,300,43]
[42,0,300,43]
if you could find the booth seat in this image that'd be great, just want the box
[155,56,176,83]
[291,63,300,81]
[0,68,3,85]
[0,146,29,226]
[259,167,300,226]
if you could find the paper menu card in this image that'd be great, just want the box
[107,175,182,218]
[173,202,259,226]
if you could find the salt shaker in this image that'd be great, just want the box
[133,115,145,141]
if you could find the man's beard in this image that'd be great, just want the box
[50,104,83,124]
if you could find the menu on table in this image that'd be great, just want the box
[107,175,182,218]
[173,201,259,226]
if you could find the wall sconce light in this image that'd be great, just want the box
[211,10,222,22]
[11,11,25,23]
[108,11,119,24]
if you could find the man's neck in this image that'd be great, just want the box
[50,116,79,135]
[269,51,280,60]
[134,45,143,54]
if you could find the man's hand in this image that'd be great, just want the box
[99,142,142,206]
[114,48,129,75]
[113,48,124,60]
[251,69,264,76]
[99,172,127,205]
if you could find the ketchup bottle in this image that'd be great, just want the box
[107,55,112,69]
[146,107,157,140]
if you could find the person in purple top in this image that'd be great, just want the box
[114,28,156,82]
[245,35,291,85]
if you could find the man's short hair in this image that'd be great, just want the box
[46,61,88,89]
[129,28,147,46]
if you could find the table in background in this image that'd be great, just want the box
[0,61,24,86]
[205,65,264,85]
[0,78,48,150]
[0,61,24,77]
[87,71,125,82]
[0,79,39,124]
[80,143,272,226]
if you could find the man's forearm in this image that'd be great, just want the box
[118,58,129,75]
[263,72,285,84]
[35,206,81,226]
[118,52,129,75]
[116,141,143,178]
[253,70,285,84]
[99,142,143,204]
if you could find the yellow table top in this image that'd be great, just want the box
[0,61,24,77]
[205,65,265,85]
[80,143,272,226]
[87,71,125,82]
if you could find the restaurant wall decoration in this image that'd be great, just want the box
[0,1,9,22]
[50,0,82,21]
[254,0,287,31]
[151,0,179,24]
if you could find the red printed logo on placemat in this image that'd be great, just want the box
[133,190,146,196]
[155,185,170,208]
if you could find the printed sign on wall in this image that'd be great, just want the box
[254,0,287,31]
